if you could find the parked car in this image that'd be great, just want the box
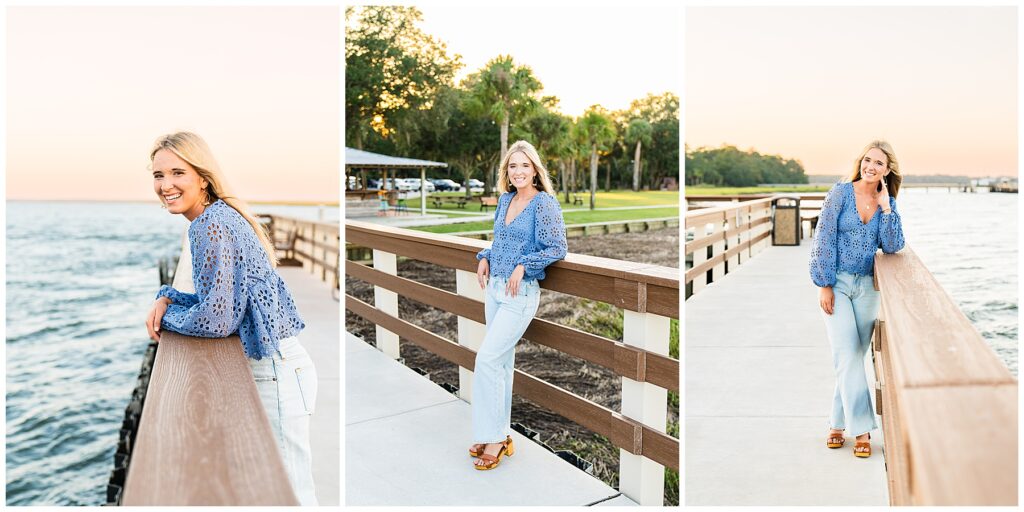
[401,178,434,192]
[468,179,484,189]
[431,178,462,192]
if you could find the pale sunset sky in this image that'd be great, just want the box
[6,6,340,202]
[687,7,1018,177]
[416,2,681,118]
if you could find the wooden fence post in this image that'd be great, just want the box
[690,223,707,294]
[455,269,486,402]
[372,249,400,359]
[619,309,670,505]
[710,215,725,284]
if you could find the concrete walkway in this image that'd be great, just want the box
[278,266,339,506]
[345,332,636,506]
[685,244,888,506]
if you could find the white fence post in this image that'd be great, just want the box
[710,216,725,284]
[619,309,670,505]
[455,269,486,402]
[372,249,400,359]
[690,224,707,294]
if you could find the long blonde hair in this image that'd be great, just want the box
[847,140,902,199]
[497,140,556,195]
[150,132,278,267]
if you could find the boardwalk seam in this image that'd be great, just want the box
[346,397,461,427]
[584,493,624,506]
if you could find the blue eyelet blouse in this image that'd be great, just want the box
[476,191,568,282]
[155,200,305,360]
[809,182,905,287]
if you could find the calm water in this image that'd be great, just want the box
[896,189,1018,375]
[5,201,337,506]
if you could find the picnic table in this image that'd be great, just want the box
[430,196,469,209]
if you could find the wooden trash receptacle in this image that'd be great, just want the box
[772,196,801,246]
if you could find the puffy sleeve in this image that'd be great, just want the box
[476,193,507,261]
[809,183,843,287]
[160,220,247,338]
[878,196,905,254]
[155,284,199,307]
[517,193,568,280]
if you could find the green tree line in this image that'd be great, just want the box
[685,145,808,187]
[346,6,679,208]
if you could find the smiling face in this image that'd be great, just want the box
[859,147,890,185]
[152,148,210,220]
[506,151,538,192]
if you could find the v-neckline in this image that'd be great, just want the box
[504,191,539,227]
[850,183,878,226]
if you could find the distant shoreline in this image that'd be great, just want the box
[7,199,341,207]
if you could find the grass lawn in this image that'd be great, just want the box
[412,206,678,234]
[407,189,679,212]
[685,185,829,195]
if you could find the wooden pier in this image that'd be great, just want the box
[685,196,1017,506]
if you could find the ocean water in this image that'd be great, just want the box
[896,188,1018,375]
[4,201,336,506]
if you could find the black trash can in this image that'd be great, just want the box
[772,196,801,246]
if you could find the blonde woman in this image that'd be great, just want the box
[470,140,568,470]
[809,140,905,459]
[144,132,318,504]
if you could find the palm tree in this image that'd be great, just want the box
[626,118,653,191]
[574,106,617,210]
[464,55,542,193]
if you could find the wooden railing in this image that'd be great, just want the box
[122,239,298,505]
[684,194,830,298]
[684,197,774,297]
[873,248,1017,505]
[263,214,339,285]
[344,220,679,505]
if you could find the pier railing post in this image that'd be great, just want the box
[455,269,486,402]
[753,203,770,256]
[690,223,707,294]
[710,216,725,283]
[619,309,670,505]
[372,249,400,359]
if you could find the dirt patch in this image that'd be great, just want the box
[345,229,679,504]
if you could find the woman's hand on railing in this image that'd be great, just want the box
[506,265,526,297]
[819,286,834,315]
[146,297,172,342]
[476,258,489,290]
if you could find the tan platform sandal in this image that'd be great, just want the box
[826,431,845,449]
[473,437,515,470]
[468,436,510,457]
[854,433,871,458]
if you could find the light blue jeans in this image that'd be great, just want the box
[250,336,318,505]
[822,271,879,437]
[472,276,541,444]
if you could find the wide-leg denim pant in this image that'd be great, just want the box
[472,276,541,444]
[250,336,318,505]
[822,271,879,437]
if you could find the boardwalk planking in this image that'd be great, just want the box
[685,244,888,506]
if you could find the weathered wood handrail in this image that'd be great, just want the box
[344,219,679,505]
[122,238,298,505]
[347,221,678,317]
[684,197,775,296]
[263,214,339,285]
[873,247,1017,505]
